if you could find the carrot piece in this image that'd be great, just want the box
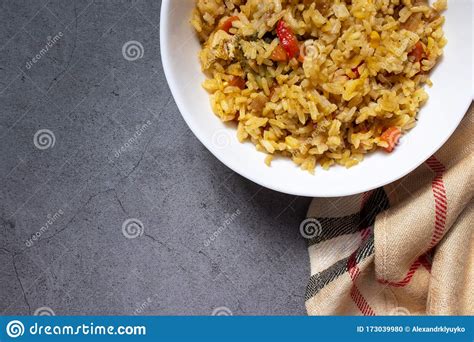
[220,16,239,33]
[229,76,246,89]
[271,44,288,62]
[348,62,364,79]
[297,48,305,63]
[351,66,360,78]
[276,20,300,59]
[380,127,402,152]
[409,41,425,63]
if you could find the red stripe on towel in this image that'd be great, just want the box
[419,253,432,272]
[426,156,448,248]
[347,227,375,315]
[378,259,422,287]
[377,156,447,287]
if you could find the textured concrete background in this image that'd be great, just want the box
[0,0,312,315]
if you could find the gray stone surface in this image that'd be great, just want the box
[0,0,311,316]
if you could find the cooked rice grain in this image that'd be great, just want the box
[191,0,446,173]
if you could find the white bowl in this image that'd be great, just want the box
[160,0,473,197]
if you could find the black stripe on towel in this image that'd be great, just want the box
[307,188,389,246]
[305,234,374,301]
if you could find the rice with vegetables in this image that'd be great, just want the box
[191,0,447,172]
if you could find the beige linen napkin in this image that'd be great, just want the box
[303,104,473,315]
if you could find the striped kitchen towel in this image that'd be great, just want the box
[303,104,473,315]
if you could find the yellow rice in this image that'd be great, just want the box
[191,0,447,173]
